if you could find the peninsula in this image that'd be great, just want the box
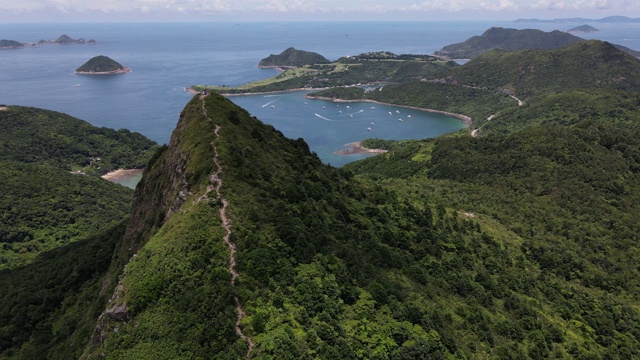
[75,55,130,75]
[0,39,25,49]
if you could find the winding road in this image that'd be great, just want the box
[200,96,255,359]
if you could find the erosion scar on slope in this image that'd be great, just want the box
[201,97,255,359]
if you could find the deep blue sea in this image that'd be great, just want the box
[2,21,639,167]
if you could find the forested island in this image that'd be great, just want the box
[0,39,25,49]
[567,24,599,33]
[4,27,640,359]
[75,55,130,74]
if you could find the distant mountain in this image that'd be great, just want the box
[35,34,97,45]
[258,47,330,68]
[435,27,640,59]
[515,15,640,23]
[568,24,599,33]
[435,27,581,59]
[441,40,640,98]
[76,55,130,74]
[0,39,24,49]
[55,34,77,44]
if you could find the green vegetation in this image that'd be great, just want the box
[0,106,159,175]
[194,51,457,93]
[0,39,24,48]
[6,38,640,359]
[0,106,161,357]
[55,34,78,44]
[568,25,599,32]
[76,55,127,73]
[435,27,640,59]
[0,161,133,270]
[443,41,640,99]
[0,221,128,359]
[258,47,330,68]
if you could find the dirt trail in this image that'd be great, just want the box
[200,97,255,359]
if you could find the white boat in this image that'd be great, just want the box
[370,106,376,110]
[398,118,403,122]
[396,110,400,113]
[370,122,375,125]
[407,115,412,118]
[367,127,372,131]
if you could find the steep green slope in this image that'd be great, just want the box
[436,27,640,59]
[0,106,160,356]
[0,39,24,48]
[0,161,133,270]
[443,40,640,99]
[478,89,640,136]
[345,120,640,358]
[0,221,128,359]
[0,106,159,175]
[436,27,582,59]
[75,55,128,73]
[79,91,640,359]
[258,47,330,67]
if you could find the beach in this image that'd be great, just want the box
[101,168,143,181]
[333,142,389,155]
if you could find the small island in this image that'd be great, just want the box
[0,39,25,49]
[258,47,330,69]
[75,55,130,75]
[567,25,599,33]
[37,34,97,45]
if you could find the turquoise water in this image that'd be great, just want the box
[109,171,144,189]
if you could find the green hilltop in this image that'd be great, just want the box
[258,47,330,68]
[76,55,129,74]
[0,39,24,49]
[435,27,640,59]
[4,36,640,359]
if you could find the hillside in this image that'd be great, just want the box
[5,38,640,359]
[0,39,24,49]
[0,107,160,356]
[196,51,457,93]
[568,25,599,32]
[435,27,640,59]
[75,55,130,74]
[446,41,640,99]
[258,47,330,68]
[0,106,158,175]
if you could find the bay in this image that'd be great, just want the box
[1,21,638,171]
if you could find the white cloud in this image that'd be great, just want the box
[480,0,518,11]
[0,0,638,21]
[407,0,464,12]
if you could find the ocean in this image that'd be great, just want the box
[2,21,639,169]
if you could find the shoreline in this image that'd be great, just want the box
[333,141,389,156]
[305,95,473,126]
[75,67,131,75]
[184,87,473,127]
[101,168,143,181]
[185,86,329,97]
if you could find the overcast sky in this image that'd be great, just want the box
[1,0,639,22]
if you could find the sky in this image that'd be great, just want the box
[0,0,639,23]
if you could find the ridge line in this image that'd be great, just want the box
[201,97,255,359]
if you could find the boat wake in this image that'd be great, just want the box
[315,113,336,122]
[261,98,281,108]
